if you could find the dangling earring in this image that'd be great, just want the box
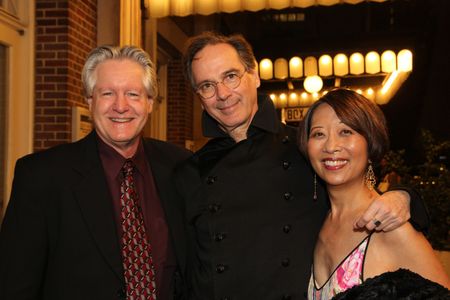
[365,160,376,190]
[313,173,318,200]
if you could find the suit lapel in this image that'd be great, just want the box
[143,140,187,274]
[72,132,124,282]
[143,141,170,202]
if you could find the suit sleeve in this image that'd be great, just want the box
[0,158,48,299]
[389,185,430,233]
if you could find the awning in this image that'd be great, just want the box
[144,0,387,18]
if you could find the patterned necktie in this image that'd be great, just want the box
[120,160,157,300]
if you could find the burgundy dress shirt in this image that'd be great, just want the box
[98,137,176,299]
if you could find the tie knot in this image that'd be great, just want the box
[122,160,134,177]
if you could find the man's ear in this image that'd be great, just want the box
[86,97,92,110]
[250,68,261,88]
[255,72,261,88]
[147,97,154,114]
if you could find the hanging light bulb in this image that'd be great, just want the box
[259,59,273,80]
[398,49,413,72]
[319,55,333,76]
[279,93,288,108]
[381,50,396,73]
[288,92,299,107]
[349,53,364,75]
[304,75,323,93]
[365,51,380,74]
[289,57,303,78]
[304,56,318,76]
[274,58,288,79]
[333,53,349,76]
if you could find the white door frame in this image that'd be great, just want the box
[0,1,35,219]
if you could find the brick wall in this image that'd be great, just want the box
[167,58,194,147]
[35,1,194,150]
[35,0,96,151]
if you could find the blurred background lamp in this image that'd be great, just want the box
[318,55,333,76]
[333,53,349,76]
[279,92,288,108]
[398,49,413,72]
[381,50,396,73]
[288,92,299,107]
[259,58,273,80]
[304,56,318,76]
[365,51,380,74]
[304,75,323,93]
[289,56,303,78]
[349,52,364,75]
[274,58,288,79]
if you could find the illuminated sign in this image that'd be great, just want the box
[284,107,309,122]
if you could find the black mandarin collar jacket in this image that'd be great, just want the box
[175,95,329,300]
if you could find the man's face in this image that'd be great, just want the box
[87,59,153,156]
[191,43,260,136]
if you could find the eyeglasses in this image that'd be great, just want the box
[195,70,247,99]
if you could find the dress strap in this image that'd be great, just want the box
[360,231,374,282]
[313,233,373,290]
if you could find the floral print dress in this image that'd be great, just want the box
[307,233,373,300]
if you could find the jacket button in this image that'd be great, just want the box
[282,295,292,300]
[283,224,291,233]
[283,192,293,201]
[282,161,291,169]
[282,136,290,143]
[216,264,228,273]
[206,175,217,184]
[214,232,227,242]
[117,287,126,299]
[208,203,221,213]
[281,258,290,267]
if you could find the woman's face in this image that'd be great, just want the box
[307,103,369,188]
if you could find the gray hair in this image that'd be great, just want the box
[183,31,257,88]
[82,45,157,99]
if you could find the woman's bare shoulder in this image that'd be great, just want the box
[376,222,419,246]
[369,223,450,288]
[373,222,432,261]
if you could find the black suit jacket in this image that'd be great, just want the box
[0,131,191,300]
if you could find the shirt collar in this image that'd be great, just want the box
[97,135,147,177]
[201,94,280,138]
